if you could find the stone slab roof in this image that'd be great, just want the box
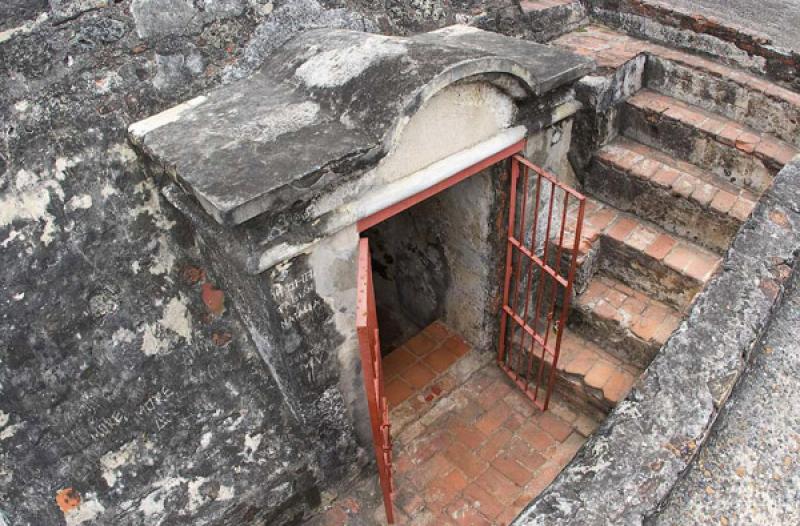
[129,25,593,226]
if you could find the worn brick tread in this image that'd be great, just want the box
[575,274,681,348]
[560,199,722,284]
[595,137,759,223]
[556,327,641,406]
[626,90,798,169]
[554,25,800,108]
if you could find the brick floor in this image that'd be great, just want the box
[309,324,604,526]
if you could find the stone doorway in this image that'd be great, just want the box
[338,156,605,525]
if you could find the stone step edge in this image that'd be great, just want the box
[555,24,800,109]
[571,273,681,354]
[559,200,722,285]
[555,330,640,411]
[626,90,798,171]
[502,329,640,413]
[594,138,757,224]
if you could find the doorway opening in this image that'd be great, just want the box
[351,143,606,525]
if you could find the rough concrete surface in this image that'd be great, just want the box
[652,245,800,524]
[664,0,800,52]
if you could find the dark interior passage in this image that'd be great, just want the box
[360,165,507,355]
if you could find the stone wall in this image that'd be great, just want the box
[365,165,506,352]
[0,1,375,524]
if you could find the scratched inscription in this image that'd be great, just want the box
[272,270,325,330]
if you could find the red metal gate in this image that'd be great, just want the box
[356,238,395,524]
[498,155,586,411]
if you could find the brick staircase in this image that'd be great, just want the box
[536,24,799,417]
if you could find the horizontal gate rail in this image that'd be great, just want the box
[498,155,586,411]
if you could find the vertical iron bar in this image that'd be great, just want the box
[528,179,557,400]
[497,158,519,365]
[507,163,530,378]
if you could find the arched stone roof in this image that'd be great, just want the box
[130,25,593,226]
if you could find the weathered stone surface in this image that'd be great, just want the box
[0,1,386,524]
[511,156,800,525]
[131,25,593,226]
[652,231,800,525]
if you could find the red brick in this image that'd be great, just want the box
[710,190,737,214]
[735,132,760,153]
[443,334,470,357]
[755,139,798,166]
[632,157,661,179]
[402,362,437,389]
[730,198,755,222]
[383,347,417,378]
[606,217,638,242]
[626,225,659,252]
[406,331,437,356]
[524,461,563,497]
[492,454,533,487]
[518,422,557,452]
[603,284,629,307]
[645,233,677,260]
[651,166,681,188]
[460,485,505,521]
[477,428,514,461]
[593,300,619,322]
[586,207,618,230]
[477,378,513,410]
[631,314,661,342]
[448,419,487,450]
[691,182,718,206]
[424,346,460,373]
[577,279,607,305]
[685,253,719,281]
[584,361,615,390]
[653,315,681,343]
[603,370,636,403]
[444,442,489,479]
[536,412,573,442]
[473,466,519,504]
[503,389,537,417]
[385,377,414,408]
[663,243,694,272]
[444,500,492,526]
[672,174,695,198]
[549,432,585,466]
[475,401,512,436]
[717,124,742,146]
[563,349,596,376]
[425,468,469,509]
[422,320,452,343]
[411,452,454,490]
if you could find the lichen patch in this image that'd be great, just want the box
[294,38,406,88]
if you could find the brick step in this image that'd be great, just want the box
[622,90,798,193]
[503,326,640,414]
[645,54,800,149]
[568,274,680,370]
[556,199,721,311]
[588,137,758,253]
[519,0,588,43]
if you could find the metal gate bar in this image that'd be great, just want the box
[498,155,585,411]
[356,238,395,523]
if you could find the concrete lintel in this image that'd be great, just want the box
[252,126,527,274]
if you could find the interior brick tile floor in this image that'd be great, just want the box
[309,322,604,526]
